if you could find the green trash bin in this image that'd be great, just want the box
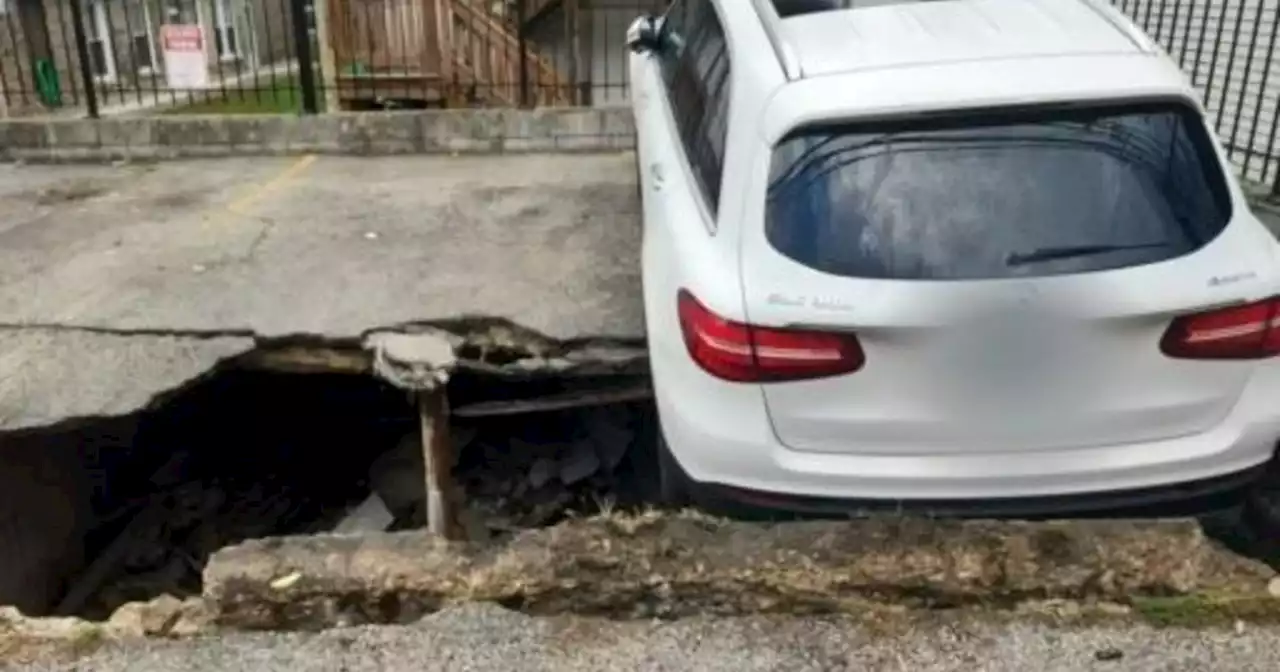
[34,59,62,108]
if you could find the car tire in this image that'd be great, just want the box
[631,404,694,508]
[655,433,694,508]
[1243,460,1280,560]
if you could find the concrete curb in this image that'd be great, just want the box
[0,108,636,162]
[203,514,1279,631]
[1246,184,1280,218]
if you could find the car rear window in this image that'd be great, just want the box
[765,101,1234,280]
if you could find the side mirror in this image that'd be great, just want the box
[626,15,665,54]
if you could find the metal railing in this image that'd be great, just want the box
[2,0,1277,192]
[0,0,660,117]
[0,0,315,117]
[1116,0,1280,191]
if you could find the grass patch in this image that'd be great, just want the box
[66,624,106,656]
[165,84,323,115]
[1132,594,1280,627]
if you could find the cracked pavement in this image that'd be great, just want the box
[0,155,642,429]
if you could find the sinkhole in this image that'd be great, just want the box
[0,343,658,621]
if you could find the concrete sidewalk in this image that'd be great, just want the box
[0,154,642,429]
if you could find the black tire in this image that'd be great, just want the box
[1243,465,1280,562]
[655,433,693,508]
[628,403,694,509]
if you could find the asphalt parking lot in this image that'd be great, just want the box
[0,154,643,340]
[0,154,643,429]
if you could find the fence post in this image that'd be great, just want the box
[517,1,531,107]
[312,0,340,112]
[67,0,99,119]
[291,0,320,114]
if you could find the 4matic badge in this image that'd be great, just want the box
[766,293,854,312]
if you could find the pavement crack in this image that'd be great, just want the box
[244,218,278,261]
[0,322,258,340]
[191,215,278,272]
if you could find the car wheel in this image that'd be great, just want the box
[1243,460,1280,559]
[630,404,693,508]
[655,433,693,508]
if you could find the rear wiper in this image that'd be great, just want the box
[1005,242,1168,267]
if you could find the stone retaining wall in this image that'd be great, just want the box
[0,108,635,162]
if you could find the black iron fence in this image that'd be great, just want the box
[0,0,659,117]
[0,0,316,116]
[1117,0,1280,190]
[3,0,1280,188]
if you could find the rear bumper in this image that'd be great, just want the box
[689,464,1267,518]
[654,346,1280,505]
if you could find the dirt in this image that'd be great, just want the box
[203,512,1279,631]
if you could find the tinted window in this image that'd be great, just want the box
[660,0,731,213]
[766,102,1233,280]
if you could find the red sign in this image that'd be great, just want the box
[160,25,204,52]
[160,24,208,89]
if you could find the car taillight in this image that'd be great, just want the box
[1161,297,1280,359]
[677,290,864,382]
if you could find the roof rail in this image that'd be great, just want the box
[750,0,804,80]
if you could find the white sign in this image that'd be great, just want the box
[161,25,209,90]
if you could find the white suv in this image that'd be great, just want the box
[628,0,1280,514]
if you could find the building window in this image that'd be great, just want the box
[126,0,157,72]
[212,0,238,60]
[84,0,115,81]
[163,0,198,25]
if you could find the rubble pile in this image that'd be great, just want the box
[75,397,653,620]
[454,403,652,532]
[367,402,653,535]
[76,474,359,621]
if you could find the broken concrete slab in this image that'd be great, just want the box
[0,154,642,343]
[0,328,254,431]
[0,596,212,665]
[103,595,212,639]
[203,514,1278,631]
[367,330,458,391]
[0,606,108,661]
[331,495,395,536]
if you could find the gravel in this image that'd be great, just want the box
[15,603,1280,672]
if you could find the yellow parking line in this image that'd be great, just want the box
[58,155,318,322]
[226,154,318,216]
